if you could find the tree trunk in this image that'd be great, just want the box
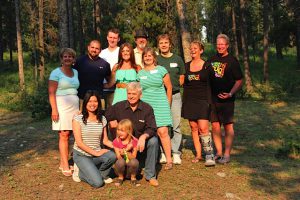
[76,0,85,55]
[294,10,300,70]
[30,0,38,84]
[38,0,45,81]
[272,1,283,59]
[58,0,69,48]
[15,0,25,91]
[67,0,75,49]
[176,0,191,62]
[231,0,239,58]
[239,0,253,92]
[94,0,101,38]
[263,0,270,83]
[0,6,3,61]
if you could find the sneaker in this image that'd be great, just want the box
[104,177,113,184]
[205,154,216,167]
[159,153,167,164]
[72,163,81,182]
[218,156,230,164]
[214,155,222,163]
[148,178,159,187]
[172,154,182,165]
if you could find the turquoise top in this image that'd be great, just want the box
[49,67,79,96]
[137,65,172,127]
[112,68,138,105]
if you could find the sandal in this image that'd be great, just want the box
[164,163,173,170]
[191,157,202,163]
[61,169,72,177]
[114,178,123,187]
[131,179,141,187]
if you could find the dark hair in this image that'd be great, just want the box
[117,43,138,71]
[107,28,120,36]
[82,90,103,125]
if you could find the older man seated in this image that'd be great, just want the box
[105,82,159,186]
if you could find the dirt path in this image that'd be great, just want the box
[0,101,299,200]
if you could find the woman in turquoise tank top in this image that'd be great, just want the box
[104,43,141,104]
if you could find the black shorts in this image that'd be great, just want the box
[210,102,235,124]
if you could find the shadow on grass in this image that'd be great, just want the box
[233,100,300,199]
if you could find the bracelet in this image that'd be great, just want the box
[229,92,232,97]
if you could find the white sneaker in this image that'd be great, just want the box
[104,177,113,184]
[172,154,182,165]
[205,155,216,167]
[159,153,167,164]
[72,163,81,182]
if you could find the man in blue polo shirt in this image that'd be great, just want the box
[74,40,113,108]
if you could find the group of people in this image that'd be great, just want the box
[48,28,243,188]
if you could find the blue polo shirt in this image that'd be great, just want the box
[74,55,111,99]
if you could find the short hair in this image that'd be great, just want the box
[216,34,230,44]
[88,40,101,49]
[127,82,142,94]
[190,40,205,51]
[117,119,134,137]
[107,28,120,36]
[142,47,157,66]
[157,34,172,45]
[59,48,76,59]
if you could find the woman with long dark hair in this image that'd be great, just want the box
[72,90,116,188]
[104,43,141,105]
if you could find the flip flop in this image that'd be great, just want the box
[191,157,202,163]
[61,169,72,177]
[164,163,173,170]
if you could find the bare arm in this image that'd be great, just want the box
[104,64,117,89]
[48,80,59,122]
[102,126,113,148]
[163,73,172,106]
[73,120,108,156]
[218,79,243,99]
[179,74,184,86]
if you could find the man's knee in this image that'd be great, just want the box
[147,137,159,148]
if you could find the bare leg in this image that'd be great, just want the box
[212,122,223,156]
[59,130,70,170]
[157,127,172,164]
[224,123,234,157]
[189,121,202,159]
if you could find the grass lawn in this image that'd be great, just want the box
[0,98,299,200]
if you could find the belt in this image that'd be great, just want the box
[172,90,180,95]
[116,83,127,88]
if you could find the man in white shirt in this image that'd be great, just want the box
[99,28,120,108]
[134,29,148,68]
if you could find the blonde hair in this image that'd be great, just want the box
[117,119,134,137]
[142,47,157,66]
[59,48,76,59]
[190,40,205,51]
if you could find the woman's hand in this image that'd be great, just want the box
[95,149,109,157]
[51,109,59,122]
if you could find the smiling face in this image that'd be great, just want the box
[61,53,75,67]
[86,96,98,113]
[158,38,171,54]
[87,41,101,59]
[107,31,119,48]
[190,43,203,59]
[143,51,155,66]
[121,46,131,61]
[135,37,147,50]
[127,89,141,106]
[216,38,229,56]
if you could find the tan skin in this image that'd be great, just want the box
[212,38,243,158]
[188,43,210,162]
[73,96,112,157]
[104,46,141,89]
[143,51,173,168]
[48,52,75,174]
[158,38,184,86]
[113,127,138,181]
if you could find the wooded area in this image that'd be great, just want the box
[1,0,300,92]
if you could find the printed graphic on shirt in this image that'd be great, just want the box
[211,62,227,78]
[188,74,200,81]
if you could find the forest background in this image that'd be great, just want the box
[0,0,299,199]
